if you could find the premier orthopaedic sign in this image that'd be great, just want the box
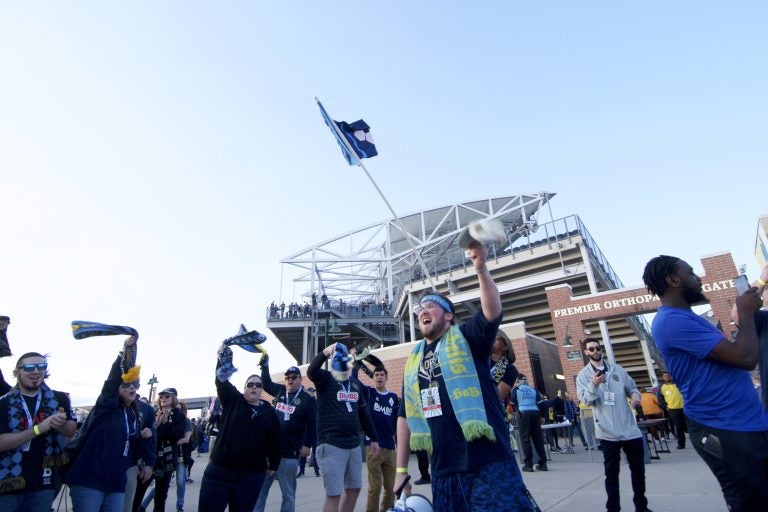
[553,279,736,318]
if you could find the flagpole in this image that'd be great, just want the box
[315,97,437,293]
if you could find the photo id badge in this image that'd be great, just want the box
[603,391,615,406]
[421,384,442,418]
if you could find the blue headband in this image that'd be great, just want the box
[420,294,453,313]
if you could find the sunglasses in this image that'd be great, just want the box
[285,375,299,381]
[120,382,139,389]
[586,346,602,353]
[414,302,441,315]
[246,382,263,389]
[18,363,48,372]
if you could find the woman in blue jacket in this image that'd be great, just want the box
[66,336,142,511]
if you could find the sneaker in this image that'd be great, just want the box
[185,478,193,483]
[535,464,548,471]
[413,476,431,485]
[297,471,305,478]
[521,465,534,472]
[677,445,685,450]
[314,470,320,477]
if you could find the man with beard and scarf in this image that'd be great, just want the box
[0,352,76,512]
[576,338,650,512]
[307,342,379,512]
[644,255,768,511]
[394,240,539,512]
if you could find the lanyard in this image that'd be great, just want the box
[428,341,441,382]
[20,392,42,426]
[20,393,42,452]
[284,385,303,407]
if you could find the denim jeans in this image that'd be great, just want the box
[69,485,124,512]
[0,489,55,512]
[253,457,298,512]
[199,462,266,512]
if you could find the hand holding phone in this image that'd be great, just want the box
[734,274,750,296]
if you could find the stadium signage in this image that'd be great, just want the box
[553,279,735,318]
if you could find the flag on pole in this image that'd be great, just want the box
[316,98,378,165]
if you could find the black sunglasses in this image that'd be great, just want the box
[18,363,48,372]
[587,346,602,352]
[246,382,263,389]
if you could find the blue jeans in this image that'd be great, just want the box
[69,485,124,512]
[253,457,298,512]
[199,462,266,512]
[0,489,55,512]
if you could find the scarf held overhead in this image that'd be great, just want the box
[403,325,495,453]
[71,321,140,382]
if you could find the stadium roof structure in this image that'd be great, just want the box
[279,192,555,305]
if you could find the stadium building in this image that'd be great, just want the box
[266,193,740,398]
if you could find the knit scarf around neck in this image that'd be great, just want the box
[0,383,67,492]
[403,325,495,453]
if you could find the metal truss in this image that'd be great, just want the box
[280,192,555,304]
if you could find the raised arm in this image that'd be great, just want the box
[467,241,501,321]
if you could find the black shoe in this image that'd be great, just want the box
[535,464,548,471]
[314,471,320,477]
[677,445,685,449]
[522,465,534,472]
[297,471,305,478]
[413,476,431,485]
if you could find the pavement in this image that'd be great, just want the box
[53,441,728,511]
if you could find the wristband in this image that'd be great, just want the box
[758,278,767,287]
[33,425,41,436]
[395,467,408,474]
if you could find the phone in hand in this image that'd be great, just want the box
[595,368,606,377]
[734,274,750,296]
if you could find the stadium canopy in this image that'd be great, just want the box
[279,192,555,307]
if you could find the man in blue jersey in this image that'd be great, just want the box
[511,375,548,472]
[643,255,768,511]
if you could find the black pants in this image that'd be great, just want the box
[688,418,768,512]
[668,408,687,448]
[415,449,430,479]
[600,437,647,512]
[518,411,547,467]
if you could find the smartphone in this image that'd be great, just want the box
[734,274,750,296]
[595,368,606,377]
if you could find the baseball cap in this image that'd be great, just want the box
[159,387,177,396]
[285,366,301,377]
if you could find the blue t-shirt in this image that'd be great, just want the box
[514,383,541,413]
[398,310,513,477]
[652,305,768,431]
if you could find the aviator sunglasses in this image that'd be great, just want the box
[246,381,263,389]
[18,363,48,372]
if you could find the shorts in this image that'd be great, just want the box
[316,443,363,496]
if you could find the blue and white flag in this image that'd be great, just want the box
[316,98,378,166]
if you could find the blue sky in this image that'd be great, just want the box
[2,2,766,405]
